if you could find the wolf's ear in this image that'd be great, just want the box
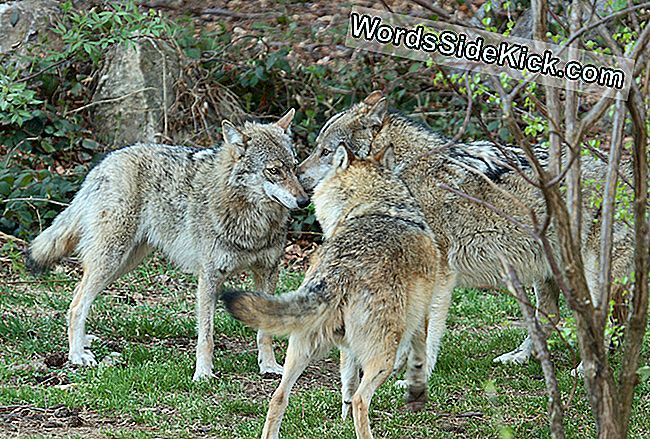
[276,108,295,132]
[222,120,244,145]
[333,144,351,171]
[372,145,396,169]
[363,90,383,105]
[363,97,387,127]
[222,120,249,155]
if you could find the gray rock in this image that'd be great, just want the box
[91,38,180,148]
[0,0,60,54]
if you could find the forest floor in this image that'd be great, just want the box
[1,239,649,438]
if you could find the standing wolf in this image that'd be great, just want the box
[223,146,448,439]
[298,91,633,377]
[26,110,309,380]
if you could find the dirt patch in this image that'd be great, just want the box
[0,404,147,438]
[236,354,341,400]
[44,351,67,368]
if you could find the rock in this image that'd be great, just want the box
[99,351,123,367]
[91,38,180,149]
[0,0,60,54]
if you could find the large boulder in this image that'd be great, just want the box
[91,38,180,148]
[0,0,60,54]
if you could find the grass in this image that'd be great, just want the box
[1,242,649,438]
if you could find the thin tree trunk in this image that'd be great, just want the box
[617,84,650,438]
[545,186,622,438]
[597,97,626,323]
[506,264,565,439]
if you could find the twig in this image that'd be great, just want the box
[16,59,68,83]
[562,2,650,50]
[437,183,534,235]
[399,72,474,169]
[201,8,282,19]
[505,263,565,439]
[0,231,26,245]
[2,197,69,208]
[64,88,156,115]
[148,38,169,139]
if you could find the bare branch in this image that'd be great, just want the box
[565,0,583,245]
[504,263,565,439]
[2,197,70,208]
[596,97,626,326]
[562,2,650,49]
[437,183,535,236]
[617,81,650,439]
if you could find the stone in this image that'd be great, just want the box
[91,38,180,148]
[0,0,60,54]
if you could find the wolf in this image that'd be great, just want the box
[297,91,633,377]
[223,146,448,439]
[25,109,309,380]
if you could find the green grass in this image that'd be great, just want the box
[1,245,648,438]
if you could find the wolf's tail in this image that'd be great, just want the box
[25,200,83,275]
[222,281,331,336]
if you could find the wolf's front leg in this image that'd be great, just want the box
[253,266,283,376]
[193,270,225,381]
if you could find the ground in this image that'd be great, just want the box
[0,240,648,438]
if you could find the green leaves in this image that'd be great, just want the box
[638,366,650,383]
[0,66,43,127]
[51,1,173,66]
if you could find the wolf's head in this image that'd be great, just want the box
[222,109,309,210]
[312,144,396,237]
[297,91,388,192]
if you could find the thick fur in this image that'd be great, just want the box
[298,93,634,372]
[27,114,308,380]
[224,149,448,439]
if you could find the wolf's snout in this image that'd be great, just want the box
[297,196,310,209]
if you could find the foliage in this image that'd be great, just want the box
[1,1,174,238]
[1,0,643,240]
[0,66,43,126]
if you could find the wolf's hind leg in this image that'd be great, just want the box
[404,324,428,411]
[262,334,313,439]
[68,270,109,366]
[426,280,453,377]
[68,244,145,366]
[352,355,394,439]
[340,348,360,420]
[252,266,283,376]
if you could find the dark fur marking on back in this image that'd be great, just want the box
[359,213,428,232]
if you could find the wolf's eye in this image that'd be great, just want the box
[267,167,279,175]
[321,149,332,157]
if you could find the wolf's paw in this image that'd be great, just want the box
[259,363,283,378]
[192,368,216,381]
[493,348,531,365]
[394,379,409,389]
[405,386,428,412]
[69,350,97,367]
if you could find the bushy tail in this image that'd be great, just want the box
[222,281,331,336]
[25,202,82,275]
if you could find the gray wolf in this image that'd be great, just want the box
[26,109,309,380]
[297,91,633,376]
[223,146,448,439]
